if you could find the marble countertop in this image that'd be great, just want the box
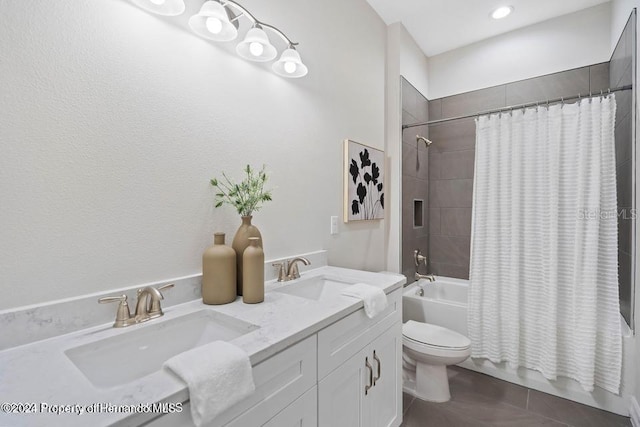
[0,266,405,427]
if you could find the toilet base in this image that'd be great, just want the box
[403,363,451,403]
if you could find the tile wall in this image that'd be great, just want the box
[401,79,430,280]
[610,12,636,326]
[402,62,617,284]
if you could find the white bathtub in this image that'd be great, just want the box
[402,276,634,416]
[403,276,468,337]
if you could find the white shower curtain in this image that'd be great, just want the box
[469,95,622,394]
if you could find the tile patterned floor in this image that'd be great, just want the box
[401,366,632,427]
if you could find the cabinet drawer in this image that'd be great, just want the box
[262,386,317,427]
[317,289,401,379]
[142,335,317,427]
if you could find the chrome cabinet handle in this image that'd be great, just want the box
[373,350,381,385]
[365,357,373,395]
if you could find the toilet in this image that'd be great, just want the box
[402,320,471,402]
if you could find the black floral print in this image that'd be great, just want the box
[349,147,384,220]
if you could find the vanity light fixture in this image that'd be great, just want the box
[236,24,278,62]
[272,46,308,78]
[129,0,308,78]
[491,5,513,19]
[188,1,238,41]
[130,0,185,16]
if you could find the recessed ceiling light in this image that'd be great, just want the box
[491,6,513,20]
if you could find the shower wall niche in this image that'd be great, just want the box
[401,14,636,327]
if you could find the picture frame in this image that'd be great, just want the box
[343,139,385,222]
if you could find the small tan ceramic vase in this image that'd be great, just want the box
[232,216,262,295]
[202,232,236,305]
[242,237,264,304]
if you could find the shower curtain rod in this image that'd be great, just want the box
[402,84,633,129]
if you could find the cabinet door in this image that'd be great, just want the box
[318,347,371,427]
[369,323,402,427]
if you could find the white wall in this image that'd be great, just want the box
[611,0,638,50]
[385,23,402,274]
[399,27,430,102]
[0,0,387,310]
[428,3,612,99]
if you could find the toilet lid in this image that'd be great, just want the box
[403,320,471,349]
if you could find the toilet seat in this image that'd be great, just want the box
[402,321,470,351]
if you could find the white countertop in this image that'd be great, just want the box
[0,266,405,427]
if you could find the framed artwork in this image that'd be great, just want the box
[343,139,385,222]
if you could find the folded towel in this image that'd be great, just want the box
[341,283,388,318]
[164,341,255,427]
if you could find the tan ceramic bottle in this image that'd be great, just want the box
[202,233,237,305]
[242,237,264,304]
[232,216,262,296]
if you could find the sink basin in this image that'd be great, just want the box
[273,275,354,301]
[65,310,258,388]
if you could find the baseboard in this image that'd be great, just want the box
[630,396,640,427]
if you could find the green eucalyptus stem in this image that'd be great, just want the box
[210,164,273,217]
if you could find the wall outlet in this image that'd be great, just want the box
[330,216,339,235]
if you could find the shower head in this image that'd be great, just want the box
[417,135,433,147]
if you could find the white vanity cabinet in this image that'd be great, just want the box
[141,335,317,427]
[317,289,402,427]
[141,288,402,427]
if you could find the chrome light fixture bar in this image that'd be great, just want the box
[130,0,308,78]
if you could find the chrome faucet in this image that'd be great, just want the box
[413,249,435,283]
[272,257,311,282]
[415,272,436,282]
[287,257,311,280]
[99,283,174,328]
[135,285,170,322]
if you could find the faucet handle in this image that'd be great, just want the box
[414,249,427,267]
[98,294,134,328]
[148,283,174,317]
[272,262,288,282]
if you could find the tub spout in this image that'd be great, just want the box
[415,272,436,282]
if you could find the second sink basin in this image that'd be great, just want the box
[273,275,354,301]
[65,310,259,389]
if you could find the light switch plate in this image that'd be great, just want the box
[330,216,338,235]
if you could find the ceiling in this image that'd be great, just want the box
[365,0,611,57]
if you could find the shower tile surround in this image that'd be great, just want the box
[402,57,633,306]
[611,13,636,327]
[402,79,430,280]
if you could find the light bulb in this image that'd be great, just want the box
[491,6,513,19]
[249,42,264,57]
[205,17,223,34]
[149,0,165,4]
[284,61,297,74]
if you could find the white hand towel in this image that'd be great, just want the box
[341,283,388,318]
[164,341,255,427]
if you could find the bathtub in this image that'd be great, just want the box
[402,276,634,416]
[403,276,468,337]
